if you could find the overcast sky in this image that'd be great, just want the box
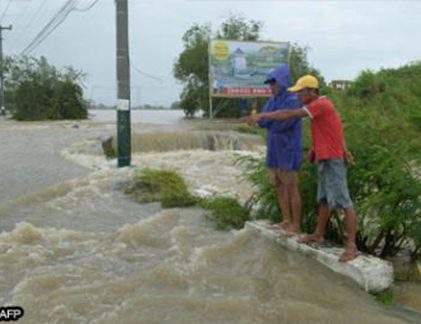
[1,0,421,106]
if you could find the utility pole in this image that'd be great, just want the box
[115,0,131,167]
[0,24,12,113]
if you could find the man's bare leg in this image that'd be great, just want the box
[275,184,291,230]
[298,202,331,243]
[285,183,301,235]
[339,207,359,262]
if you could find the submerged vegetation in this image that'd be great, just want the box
[127,168,250,229]
[199,197,250,230]
[373,289,395,306]
[130,168,197,208]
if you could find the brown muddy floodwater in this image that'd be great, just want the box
[0,115,420,323]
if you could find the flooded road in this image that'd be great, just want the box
[0,115,419,323]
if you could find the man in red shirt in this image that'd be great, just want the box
[242,75,359,262]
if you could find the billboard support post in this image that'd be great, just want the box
[209,94,213,119]
[208,36,213,119]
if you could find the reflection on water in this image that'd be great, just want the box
[0,118,420,323]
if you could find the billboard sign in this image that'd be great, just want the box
[209,40,289,97]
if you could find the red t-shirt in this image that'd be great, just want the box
[303,96,345,160]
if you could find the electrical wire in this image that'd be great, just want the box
[16,0,50,41]
[130,62,164,82]
[0,0,12,24]
[20,0,102,56]
[18,0,165,102]
[9,0,31,29]
[73,0,100,12]
[20,0,78,55]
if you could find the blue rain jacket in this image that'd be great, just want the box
[258,65,302,171]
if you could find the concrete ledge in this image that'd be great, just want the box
[245,220,394,293]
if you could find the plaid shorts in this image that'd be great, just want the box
[317,159,353,209]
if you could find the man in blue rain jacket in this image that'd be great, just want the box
[258,64,302,234]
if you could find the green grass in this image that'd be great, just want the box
[199,196,250,230]
[132,168,197,208]
[128,168,250,230]
[372,289,395,305]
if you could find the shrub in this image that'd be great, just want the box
[373,289,395,305]
[129,168,250,230]
[49,81,87,119]
[199,196,250,230]
[3,55,88,120]
[346,133,421,259]
[338,63,421,260]
[132,168,197,208]
[236,154,279,222]
[13,80,49,120]
[101,137,116,159]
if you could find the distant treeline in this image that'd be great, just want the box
[89,103,181,110]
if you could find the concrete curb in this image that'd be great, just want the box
[245,220,394,293]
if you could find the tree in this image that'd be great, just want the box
[174,15,263,118]
[14,80,47,120]
[174,24,210,117]
[216,15,261,41]
[50,81,87,119]
[2,55,88,120]
[289,44,326,88]
[174,15,324,118]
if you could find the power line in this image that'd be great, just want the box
[20,0,102,56]
[16,0,50,41]
[0,0,12,24]
[20,0,78,55]
[130,62,164,82]
[73,0,100,12]
[11,4,31,28]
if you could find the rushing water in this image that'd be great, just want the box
[88,109,185,124]
[0,115,420,323]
